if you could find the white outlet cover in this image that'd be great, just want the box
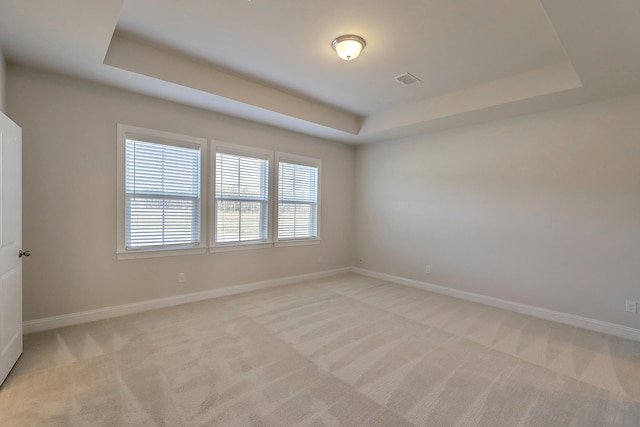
[626,300,637,313]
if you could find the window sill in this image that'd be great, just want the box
[210,239,321,252]
[210,242,272,253]
[274,238,321,248]
[116,247,207,260]
[116,238,321,259]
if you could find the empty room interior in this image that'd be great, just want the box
[1,0,640,426]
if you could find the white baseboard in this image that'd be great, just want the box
[24,266,640,342]
[23,268,350,334]
[350,267,640,342]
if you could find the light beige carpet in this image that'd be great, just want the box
[1,273,639,426]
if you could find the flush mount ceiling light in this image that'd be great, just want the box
[331,34,366,61]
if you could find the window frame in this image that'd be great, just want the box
[210,141,274,252]
[274,152,322,246]
[117,128,322,258]
[116,124,208,259]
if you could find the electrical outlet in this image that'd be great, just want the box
[425,265,431,274]
[178,273,186,283]
[626,300,637,313]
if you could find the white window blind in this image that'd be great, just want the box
[125,139,201,249]
[277,161,318,240]
[215,150,269,244]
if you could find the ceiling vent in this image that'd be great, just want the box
[394,72,420,86]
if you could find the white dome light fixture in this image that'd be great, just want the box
[332,35,366,61]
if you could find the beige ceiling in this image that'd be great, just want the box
[1,0,640,144]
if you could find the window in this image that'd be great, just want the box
[117,127,321,257]
[276,154,320,242]
[213,143,272,246]
[117,124,207,258]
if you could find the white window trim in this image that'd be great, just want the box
[274,238,322,248]
[210,141,274,251]
[275,152,321,245]
[210,242,273,253]
[116,124,208,260]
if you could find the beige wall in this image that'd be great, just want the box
[8,62,640,330]
[354,95,640,329]
[7,65,355,321]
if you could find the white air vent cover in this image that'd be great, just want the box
[394,72,421,86]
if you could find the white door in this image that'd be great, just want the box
[0,112,23,386]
